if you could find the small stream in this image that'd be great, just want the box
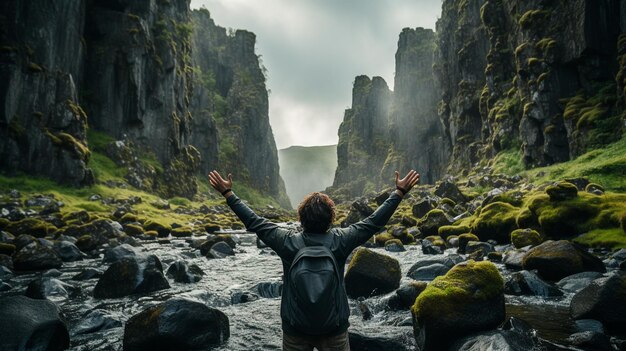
[0,228,608,351]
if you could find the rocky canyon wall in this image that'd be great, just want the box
[0,1,289,206]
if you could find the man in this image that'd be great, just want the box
[208,169,420,351]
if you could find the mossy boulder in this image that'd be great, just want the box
[471,202,520,243]
[13,243,62,271]
[143,220,171,237]
[171,227,193,238]
[123,298,229,351]
[418,209,452,237]
[0,243,16,256]
[61,210,90,224]
[124,224,144,236]
[411,260,505,350]
[511,229,542,249]
[384,239,405,252]
[387,281,428,310]
[585,183,604,194]
[376,226,413,245]
[522,240,606,281]
[120,213,138,223]
[570,274,626,327]
[438,225,470,240]
[546,181,578,201]
[345,248,401,298]
[527,193,601,238]
[5,218,55,238]
[457,233,479,254]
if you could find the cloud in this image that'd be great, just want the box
[190,0,442,149]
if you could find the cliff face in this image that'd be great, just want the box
[0,1,288,206]
[0,0,93,186]
[438,0,624,170]
[331,28,448,199]
[331,75,391,198]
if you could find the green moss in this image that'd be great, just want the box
[87,129,115,153]
[573,228,626,250]
[518,10,549,29]
[438,225,470,239]
[545,181,578,201]
[5,218,55,238]
[585,183,604,193]
[143,220,172,237]
[527,57,542,67]
[412,260,504,319]
[536,38,556,52]
[124,224,144,236]
[472,202,520,243]
[490,148,525,175]
[510,228,542,248]
[171,226,192,237]
[27,62,43,72]
[169,197,191,207]
[120,213,138,223]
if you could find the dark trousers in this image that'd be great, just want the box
[283,331,350,351]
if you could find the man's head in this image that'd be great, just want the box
[297,192,336,233]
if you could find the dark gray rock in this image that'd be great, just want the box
[434,180,466,204]
[503,249,526,270]
[13,242,62,271]
[71,268,103,281]
[412,199,434,219]
[25,277,80,301]
[387,281,428,310]
[504,270,563,297]
[407,263,450,281]
[103,243,143,264]
[348,330,411,351]
[0,295,69,351]
[384,240,406,252]
[253,281,282,298]
[123,298,229,351]
[421,240,443,255]
[522,240,606,281]
[166,260,204,283]
[345,248,401,298]
[567,331,612,351]
[94,255,170,298]
[53,240,84,262]
[571,274,626,327]
[557,271,603,293]
[465,241,494,260]
[231,291,259,304]
[450,329,535,351]
[208,241,235,259]
[407,255,462,276]
[72,309,122,335]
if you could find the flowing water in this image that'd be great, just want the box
[0,228,606,351]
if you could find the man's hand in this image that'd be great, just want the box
[208,170,233,197]
[394,170,420,196]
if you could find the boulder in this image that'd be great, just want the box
[546,181,578,201]
[208,242,235,259]
[570,274,626,327]
[418,210,452,236]
[471,202,520,243]
[407,255,463,276]
[71,268,103,281]
[557,271,603,293]
[567,331,612,350]
[199,234,236,255]
[465,241,494,260]
[345,248,401,298]
[0,295,69,350]
[123,298,229,351]
[522,240,606,280]
[407,263,450,281]
[412,199,434,219]
[25,277,80,301]
[411,261,505,350]
[434,180,466,204]
[72,309,122,335]
[103,243,143,264]
[13,242,62,271]
[166,260,204,283]
[457,233,479,254]
[93,255,170,298]
[0,255,13,269]
[384,239,405,252]
[503,249,526,269]
[387,281,428,310]
[53,241,84,262]
[254,281,283,298]
[421,239,443,255]
[504,270,563,297]
[510,229,542,249]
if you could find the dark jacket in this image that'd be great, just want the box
[226,192,403,336]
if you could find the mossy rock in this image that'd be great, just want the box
[585,183,604,193]
[5,218,56,238]
[529,193,601,238]
[376,227,412,245]
[546,181,578,201]
[199,235,236,256]
[424,235,443,243]
[511,229,542,249]
[144,230,158,237]
[472,202,520,243]
[438,225,470,239]
[384,239,405,252]
[345,248,401,298]
[120,213,138,223]
[0,218,9,229]
[61,210,90,224]
[446,235,459,247]
[374,232,394,246]
[522,240,606,281]
[516,207,539,230]
[418,209,452,237]
[411,260,505,350]
[124,224,144,236]
[0,243,16,255]
[143,220,172,237]
[171,227,193,238]
[458,233,479,254]
[440,198,456,207]
[573,228,626,250]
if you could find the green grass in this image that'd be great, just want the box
[490,147,525,175]
[573,228,626,249]
[524,136,626,191]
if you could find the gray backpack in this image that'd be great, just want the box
[283,234,349,335]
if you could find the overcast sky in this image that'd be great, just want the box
[190,0,442,149]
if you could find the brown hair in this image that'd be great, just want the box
[297,192,336,233]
